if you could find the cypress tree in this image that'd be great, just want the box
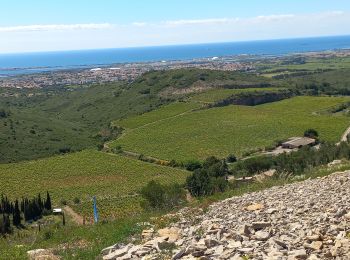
[45,192,52,211]
[0,214,11,235]
[12,200,21,226]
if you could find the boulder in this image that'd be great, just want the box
[103,244,132,260]
[246,203,264,211]
[253,230,270,241]
[158,227,181,243]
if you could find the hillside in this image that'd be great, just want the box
[1,56,350,259]
[111,96,350,161]
[0,150,189,219]
[0,69,274,163]
[101,170,350,259]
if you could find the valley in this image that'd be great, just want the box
[1,52,350,259]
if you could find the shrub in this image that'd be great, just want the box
[169,159,179,167]
[186,169,211,196]
[97,144,104,151]
[141,181,165,209]
[304,129,319,139]
[112,145,123,154]
[59,147,71,154]
[73,197,80,204]
[164,183,186,209]
[226,154,237,163]
[186,156,229,197]
[233,156,273,176]
[184,160,202,171]
[0,109,9,118]
[43,230,53,240]
[141,181,186,210]
[60,199,67,206]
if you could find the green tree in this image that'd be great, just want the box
[226,154,237,163]
[0,214,11,235]
[141,181,186,209]
[186,169,211,196]
[184,160,202,171]
[186,156,229,197]
[12,200,21,226]
[44,191,52,211]
[304,129,319,139]
[141,180,165,209]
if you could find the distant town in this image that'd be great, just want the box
[0,50,349,90]
[0,56,256,89]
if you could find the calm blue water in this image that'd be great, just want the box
[0,35,350,76]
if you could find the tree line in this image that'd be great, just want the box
[141,134,350,209]
[233,141,350,177]
[141,156,231,209]
[0,192,52,236]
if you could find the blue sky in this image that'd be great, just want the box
[0,0,350,53]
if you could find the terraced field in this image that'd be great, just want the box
[111,96,350,161]
[113,102,201,130]
[0,150,189,219]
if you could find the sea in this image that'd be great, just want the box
[0,35,350,76]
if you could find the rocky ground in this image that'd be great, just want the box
[101,171,350,260]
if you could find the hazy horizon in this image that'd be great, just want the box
[1,34,350,56]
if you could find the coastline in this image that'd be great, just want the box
[1,35,350,76]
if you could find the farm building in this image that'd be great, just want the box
[282,137,316,149]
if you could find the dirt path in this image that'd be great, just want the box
[340,125,350,143]
[64,206,87,225]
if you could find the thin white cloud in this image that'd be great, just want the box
[164,15,297,26]
[164,18,235,26]
[0,11,346,32]
[255,14,295,21]
[162,11,346,27]
[0,23,113,32]
[0,11,349,53]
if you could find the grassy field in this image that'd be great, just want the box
[260,56,350,74]
[111,96,350,161]
[0,150,189,219]
[0,213,151,260]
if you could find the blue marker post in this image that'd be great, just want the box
[93,196,99,224]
